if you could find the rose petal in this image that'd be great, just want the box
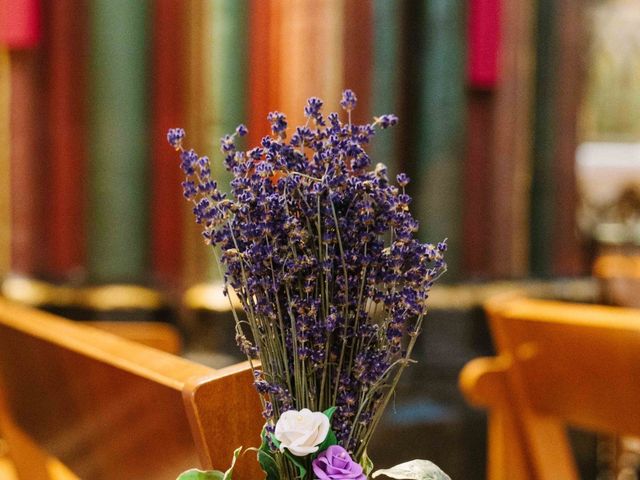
[286,444,319,456]
[333,457,350,470]
[313,461,332,480]
[326,464,351,475]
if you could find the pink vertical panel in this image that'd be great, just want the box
[0,0,41,48]
[467,0,501,89]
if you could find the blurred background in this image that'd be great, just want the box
[1,0,640,478]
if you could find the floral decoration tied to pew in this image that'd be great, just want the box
[167,90,450,480]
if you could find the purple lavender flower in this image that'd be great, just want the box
[340,89,357,112]
[221,134,235,152]
[181,180,197,200]
[375,114,398,129]
[304,97,324,123]
[396,172,410,187]
[179,149,197,175]
[167,127,185,149]
[235,124,248,137]
[267,111,288,136]
[312,445,366,480]
[262,401,274,420]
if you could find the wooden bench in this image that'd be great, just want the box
[0,298,263,479]
[593,253,640,307]
[459,295,640,480]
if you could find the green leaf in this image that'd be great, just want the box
[283,449,307,478]
[360,449,375,476]
[260,422,306,478]
[222,447,243,480]
[270,435,281,450]
[262,426,306,477]
[372,460,451,480]
[177,447,244,480]
[257,431,280,480]
[323,406,337,421]
[176,469,224,480]
[314,428,338,455]
[257,449,279,480]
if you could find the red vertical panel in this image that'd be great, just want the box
[463,91,494,277]
[268,0,282,119]
[9,50,47,277]
[248,0,272,148]
[151,0,186,287]
[45,0,87,280]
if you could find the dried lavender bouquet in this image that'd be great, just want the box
[169,90,448,480]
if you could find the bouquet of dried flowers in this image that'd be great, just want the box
[168,90,449,480]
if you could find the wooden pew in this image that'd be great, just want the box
[85,320,183,355]
[0,318,183,479]
[459,295,640,480]
[0,298,263,479]
[593,253,640,308]
[593,253,640,476]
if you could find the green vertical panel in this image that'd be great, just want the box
[414,0,466,279]
[210,0,248,191]
[530,0,556,277]
[371,0,401,178]
[88,1,150,283]
[207,0,249,279]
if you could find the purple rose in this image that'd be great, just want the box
[312,445,366,480]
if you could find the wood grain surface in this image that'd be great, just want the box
[0,299,263,479]
[460,296,640,480]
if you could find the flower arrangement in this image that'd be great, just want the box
[168,90,449,480]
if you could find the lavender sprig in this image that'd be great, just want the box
[167,91,446,460]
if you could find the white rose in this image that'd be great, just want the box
[274,408,330,457]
